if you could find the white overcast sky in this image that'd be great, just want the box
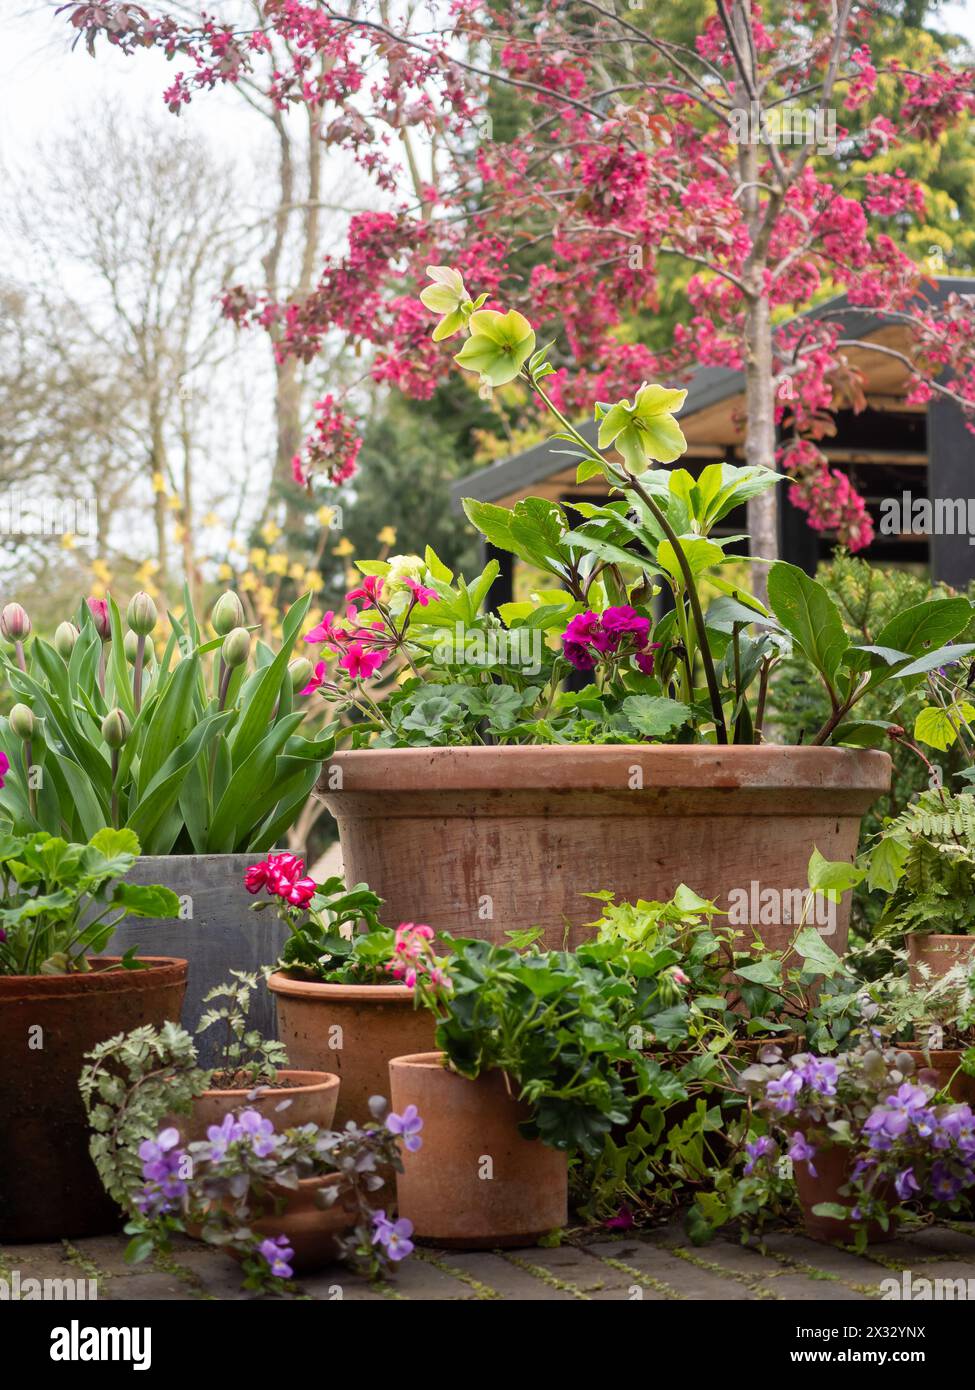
[4,2,974,152]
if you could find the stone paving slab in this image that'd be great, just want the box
[4,1222,975,1301]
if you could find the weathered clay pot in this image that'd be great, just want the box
[904,1047,975,1105]
[318,746,890,951]
[267,974,435,1128]
[389,1051,568,1248]
[907,934,975,988]
[0,957,187,1241]
[192,1173,358,1275]
[178,1070,341,1143]
[793,1142,895,1245]
[109,854,289,1064]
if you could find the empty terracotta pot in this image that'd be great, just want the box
[267,973,435,1128]
[179,1069,340,1143]
[793,1141,895,1245]
[0,957,187,1241]
[907,934,975,987]
[318,745,890,951]
[904,1048,975,1105]
[389,1051,568,1248]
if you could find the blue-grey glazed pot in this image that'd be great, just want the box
[110,854,288,1065]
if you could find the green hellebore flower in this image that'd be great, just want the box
[453,309,537,387]
[597,383,689,471]
[420,266,481,342]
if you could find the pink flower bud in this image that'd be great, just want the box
[0,603,31,641]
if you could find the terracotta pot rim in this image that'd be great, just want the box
[907,933,975,944]
[0,956,188,1000]
[902,1046,969,1063]
[202,1069,340,1100]
[318,744,891,794]
[389,1051,450,1072]
[266,971,415,1003]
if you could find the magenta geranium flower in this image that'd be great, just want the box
[404,577,438,606]
[339,641,385,680]
[300,660,329,695]
[601,605,651,646]
[304,611,348,645]
[347,574,384,607]
[0,749,8,790]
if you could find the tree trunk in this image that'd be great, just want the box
[743,292,779,605]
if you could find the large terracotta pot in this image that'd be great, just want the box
[179,1070,341,1143]
[389,1051,568,1248]
[904,1047,975,1105]
[0,956,187,1242]
[907,934,975,988]
[793,1142,895,1245]
[318,746,890,951]
[267,974,435,1128]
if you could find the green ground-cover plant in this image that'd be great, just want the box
[0,589,333,853]
[0,827,179,975]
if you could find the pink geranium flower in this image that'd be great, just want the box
[300,660,328,695]
[347,574,384,607]
[304,611,348,646]
[339,642,385,680]
[404,577,438,606]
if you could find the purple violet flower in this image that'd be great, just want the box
[387,1104,424,1152]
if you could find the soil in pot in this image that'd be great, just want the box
[907,934,975,988]
[178,1069,341,1144]
[267,973,435,1128]
[389,1051,568,1248]
[793,1142,895,1245]
[318,745,890,952]
[0,957,188,1242]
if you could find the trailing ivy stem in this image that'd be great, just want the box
[525,373,728,742]
[133,634,146,714]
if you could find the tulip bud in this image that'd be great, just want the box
[9,703,34,739]
[289,657,313,692]
[0,603,31,642]
[211,591,245,636]
[126,590,157,637]
[54,621,78,659]
[124,630,155,666]
[221,626,251,669]
[87,597,111,641]
[101,708,130,749]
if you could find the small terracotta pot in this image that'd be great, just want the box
[907,934,975,987]
[903,1048,975,1105]
[267,973,435,1128]
[0,956,188,1241]
[389,1051,568,1249]
[190,1173,358,1275]
[318,745,890,952]
[793,1142,895,1245]
[179,1070,340,1143]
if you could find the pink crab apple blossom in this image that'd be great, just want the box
[62,1,975,562]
